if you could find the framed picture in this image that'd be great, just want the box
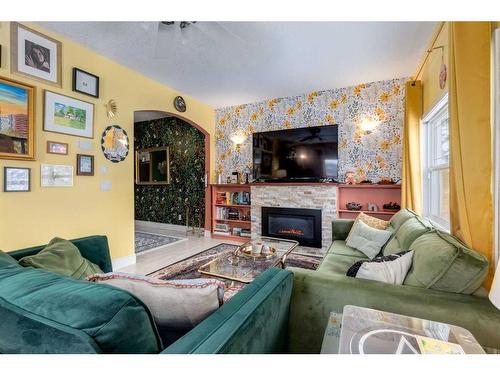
[10,22,62,87]
[43,90,94,139]
[3,167,30,192]
[0,76,35,160]
[46,141,68,155]
[76,154,94,176]
[73,68,99,98]
[40,164,73,187]
[101,125,129,163]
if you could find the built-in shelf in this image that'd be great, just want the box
[213,218,251,224]
[337,209,398,216]
[215,204,251,208]
[211,234,249,243]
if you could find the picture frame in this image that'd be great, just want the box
[46,141,68,155]
[40,164,73,187]
[76,154,94,176]
[72,67,99,98]
[0,76,35,160]
[43,90,94,139]
[3,166,30,192]
[10,22,62,87]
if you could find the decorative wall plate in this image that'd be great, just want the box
[174,95,186,112]
[101,125,129,163]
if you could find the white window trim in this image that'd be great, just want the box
[422,93,450,232]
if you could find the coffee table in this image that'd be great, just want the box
[198,236,299,283]
[321,305,484,354]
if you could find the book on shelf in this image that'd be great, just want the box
[215,191,251,206]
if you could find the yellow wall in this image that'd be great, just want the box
[0,22,215,259]
[416,22,449,115]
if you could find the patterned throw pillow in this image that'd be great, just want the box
[87,272,225,330]
[346,250,414,285]
[356,212,390,230]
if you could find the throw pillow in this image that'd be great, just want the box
[346,219,393,259]
[346,251,414,285]
[356,212,390,230]
[18,237,103,280]
[0,250,21,268]
[86,272,225,330]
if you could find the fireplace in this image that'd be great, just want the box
[261,207,322,248]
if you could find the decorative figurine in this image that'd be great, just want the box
[367,203,379,212]
[346,202,362,211]
[345,171,356,185]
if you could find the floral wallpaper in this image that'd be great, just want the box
[215,77,407,183]
[135,117,205,226]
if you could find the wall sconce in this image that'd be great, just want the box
[230,132,247,152]
[359,118,379,135]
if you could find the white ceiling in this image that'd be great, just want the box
[39,22,436,108]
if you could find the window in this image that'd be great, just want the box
[422,94,450,231]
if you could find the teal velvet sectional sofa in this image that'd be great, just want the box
[0,236,293,354]
[287,209,500,353]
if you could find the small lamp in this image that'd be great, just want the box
[489,263,500,309]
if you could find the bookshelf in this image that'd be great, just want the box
[211,184,251,242]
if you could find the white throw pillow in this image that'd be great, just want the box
[353,251,414,285]
[346,219,393,259]
[87,272,225,330]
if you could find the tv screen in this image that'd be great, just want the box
[252,124,338,182]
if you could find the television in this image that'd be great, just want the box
[252,124,338,182]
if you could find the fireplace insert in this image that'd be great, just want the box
[261,207,322,248]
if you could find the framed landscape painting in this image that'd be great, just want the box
[10,22,62,87]
[0,76,35,160]
[43,90,94,138]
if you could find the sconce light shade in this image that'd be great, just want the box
[360,118,379,134]
[489,263,500,310]
[230,133,247,145]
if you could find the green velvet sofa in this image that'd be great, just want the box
[287,209,500,353]
[0,236,293,354]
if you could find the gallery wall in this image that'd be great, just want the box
[215,77,407,183]
[0,22,215,263]
[134,117,206,227]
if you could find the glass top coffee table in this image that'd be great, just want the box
[198,236,299,283]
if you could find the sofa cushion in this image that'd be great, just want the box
[356,212,390,230]
[403,231,489,294]
[389,209,417,231]
[319,253,368,276]
[383,216,433,256]
[0,250,21,268]
[18,237,103,280]
[346,220,393,259]
[0,265,162,353]
[327,240,370,258]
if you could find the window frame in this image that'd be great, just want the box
[422,93,450,232]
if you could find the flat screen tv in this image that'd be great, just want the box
[252,124,338,182]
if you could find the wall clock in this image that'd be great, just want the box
[174,96,186,112]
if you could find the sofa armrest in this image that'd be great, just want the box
[332,219,354,241]
[288,267,500,353]
[162,268,293,354]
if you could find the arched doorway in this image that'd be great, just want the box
[133,110,211,236]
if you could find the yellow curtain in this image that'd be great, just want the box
[402,80,423,214]
[448,22,493,287]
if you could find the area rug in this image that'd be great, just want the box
[135,231,183,254]
[147,243,321,301]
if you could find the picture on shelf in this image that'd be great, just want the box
[0,77,35,160]
[3,167,30,192]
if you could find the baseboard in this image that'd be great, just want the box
[135,220,188,234]
[112,254,136,270]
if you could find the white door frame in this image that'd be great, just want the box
[494,28,500,267]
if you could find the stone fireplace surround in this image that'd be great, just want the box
[250,183,338,256]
